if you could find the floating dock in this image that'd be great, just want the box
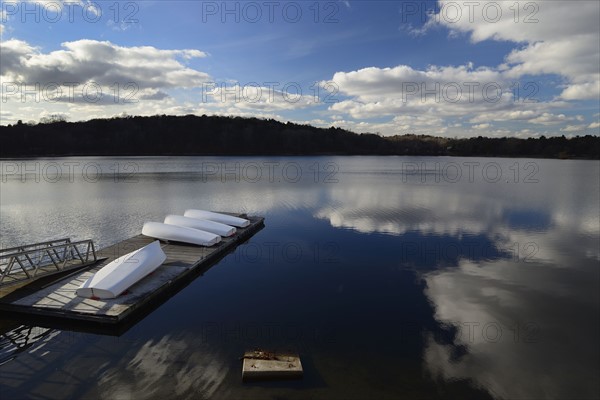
[242,350,303,381]
[0,214,264,326]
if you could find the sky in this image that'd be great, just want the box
[1,0,599,138]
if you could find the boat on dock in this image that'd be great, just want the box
[76,241,166,299]
[184,210,250,228]
[164,214,236,237]
[142,222,221,246]
[0,213,265,327]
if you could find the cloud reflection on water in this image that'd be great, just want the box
[96,334,228,400]
[313,159,600,399]
[0,156,598,399]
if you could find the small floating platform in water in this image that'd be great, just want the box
[0,214,264,326]
[242,350,303,381]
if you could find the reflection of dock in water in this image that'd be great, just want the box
[0,214,264,330]
[0,323,58,366]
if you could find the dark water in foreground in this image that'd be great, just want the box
[0,156,598,400]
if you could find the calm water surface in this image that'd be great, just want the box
[0,156,598,399]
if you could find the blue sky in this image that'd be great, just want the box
[1,0,599,137]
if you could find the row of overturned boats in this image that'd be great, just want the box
[76,210,250,300]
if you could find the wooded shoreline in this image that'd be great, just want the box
[1,115,598,159]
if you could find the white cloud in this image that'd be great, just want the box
[529,113,572,126]
[589,122,600,129]
[323,1,599,137]
[560,81,600,101]
[432,1,598,44]
[0,39,214,123]
[0,39,208,89]
[326,63,524,124]
[325,63,576,136]
[561,124,587,133]
[326,113,448,136]
[329,64,504,102]
[429,0,600,101]
[204,84,317,112]
[0,37,323,124]
[0,8,5,35]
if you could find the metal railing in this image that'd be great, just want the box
[0,238,97,287]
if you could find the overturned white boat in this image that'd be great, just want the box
[164,214,236,237]
[142,221,221,246]
[184,209,250,228]
[76,240,166,299]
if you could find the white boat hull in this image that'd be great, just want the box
[184,209,250,228]
[164,214,236,237]
[142,221,221,246]
[76,240,166,299]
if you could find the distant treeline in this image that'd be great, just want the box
[1,115,598,159]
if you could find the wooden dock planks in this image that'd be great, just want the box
[0,215,264,325]
[241,350,303,381]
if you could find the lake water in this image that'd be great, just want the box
[1,156,598,399]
